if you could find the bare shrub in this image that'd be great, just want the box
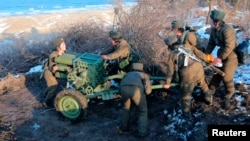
[0,0,250,78]
[0,35,53,77]
[61,22,110,53]
[111,0,200,73]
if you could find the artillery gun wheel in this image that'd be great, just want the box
[54,89,88,121]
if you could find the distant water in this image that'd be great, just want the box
[0,0,137,16]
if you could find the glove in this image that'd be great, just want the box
[213,58,223,67]
[207,54,214,63]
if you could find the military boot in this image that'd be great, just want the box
[43,85,57,107]
[204,92,213,106]
[118,109,130,134]
[222,94,234,111]
[182,100,192,119]
[133,128,150,138]
[222,99,231,111]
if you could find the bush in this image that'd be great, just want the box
[0,0,249,77]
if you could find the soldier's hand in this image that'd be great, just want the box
[207,54,214,63]
[213,58,223,67]
[101,55,109,60]
[52,65,58,72]
[163,84,170,89]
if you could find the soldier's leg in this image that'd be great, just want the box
[197,71,213,105]
[119,86,132,131]
[44,85,58,106]
[208,74,222,95]
[44,70,58,107]
[222,59,238,110]
[180,82,196,118]
[223,59,237,99]
[131,86,148,136]
[179,64,198,117]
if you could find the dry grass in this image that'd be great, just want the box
[0,73,26,95]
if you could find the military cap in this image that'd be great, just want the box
[53,37,64,47]
[171,20,184,29]
[164,35,178,46]
[210,9,225,21]
[131,63,143,71]
[109,31,122,41]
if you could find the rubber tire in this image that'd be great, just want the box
[54,89,88,122]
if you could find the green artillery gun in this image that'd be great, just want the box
[51,52,178,121]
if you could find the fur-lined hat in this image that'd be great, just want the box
[53,37,64,47]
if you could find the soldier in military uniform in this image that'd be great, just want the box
[163,19,223,116]
[42,37,66,107]
[205,9,238,110]
[118,63,152,138]
[163,34,212,118]
[101,31,139,73]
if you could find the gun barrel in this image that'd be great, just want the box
[151,83,179,90]
[54,72,67,79]
[209,65,225,76]
[152,84,163,89]
[56,64,72,72]
[178,46,225,76]
[54,53,79,65]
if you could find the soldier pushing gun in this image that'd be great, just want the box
[162,34,224,118]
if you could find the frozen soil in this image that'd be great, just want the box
[0,73,249,141]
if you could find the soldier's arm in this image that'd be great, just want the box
[143,73,152,95]
[107,43,130,60]
[186,32,210,62]
[100,46,115,55]
[205,29,216,54]
[165,54,175,85]
[48,52,58,72]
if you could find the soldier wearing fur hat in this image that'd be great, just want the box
[118,63,152,138]
[205,9,238,110]
[101,31,139,73]
[42,36,66,107]
[162,35,212,118]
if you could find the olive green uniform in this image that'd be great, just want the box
[180,31,209,61]
[101,39,132,71]
[43,51,60,105]
[119,71,152,136]
[165,32,210,115]
[101,39,131,59]
[205,23,238,100]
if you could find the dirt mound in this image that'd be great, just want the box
[0,73,26,95]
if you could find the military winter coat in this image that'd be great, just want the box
[44,51,60,87]
[101,39,131,60]
[164,30,210,84]
[204,23,238,97]
[205,23,237,61]
[120,71,152,95]
[180,31,209,62]
[165,31,209,93]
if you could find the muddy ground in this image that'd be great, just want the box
[0,72,249,141]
